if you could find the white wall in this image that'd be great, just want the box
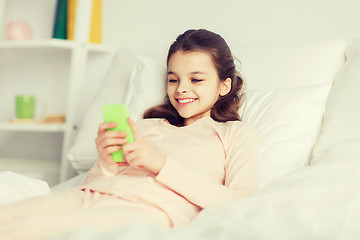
[102,0,360,64]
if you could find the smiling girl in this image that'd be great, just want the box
[93,28,259,224]
[0,29,259,239]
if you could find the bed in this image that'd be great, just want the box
[1,37,360,239]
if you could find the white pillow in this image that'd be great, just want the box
[239,83,332,187]
[310,39,360,164]
[125,56,167,122]
[67,39,346,174]
[0,171,50,204]
[67,49,139,172]
[234,39,347,90]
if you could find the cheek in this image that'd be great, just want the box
[167,86,177,106]
[197,85,221,98]
[166,86,173,96]
[167,83,179,95]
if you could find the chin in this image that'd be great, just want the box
[178,113,192,119]
[176,110,193,119]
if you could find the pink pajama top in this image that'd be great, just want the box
[81,117,259,227]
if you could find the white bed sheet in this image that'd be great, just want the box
[2,156,359,240]
[0,171,50,205]
[50,156,360,240]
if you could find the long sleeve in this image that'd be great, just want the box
[78,118,258,227]
[83,158,120,184]
[155,123,259,209]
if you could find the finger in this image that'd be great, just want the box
[95,131,127,146]
[104,130,127,139]
[100,146,122,165]
[98,122,117,134]
[124,152,142,169]
[124,150,137,162]
[117,162,129,167]
[98,138,127,150]
[104,145,122,155]
[127,117,142,141]
[121,142,138,156]
[96,128,127,143]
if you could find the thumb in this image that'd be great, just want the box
[127,117,142,141]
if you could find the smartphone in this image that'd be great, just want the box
[102,104,134,162]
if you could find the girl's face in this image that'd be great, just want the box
[167,50,231,126]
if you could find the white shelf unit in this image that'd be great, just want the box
[0,122,66,132]
[0,38,111,52]
[0,0,113,185]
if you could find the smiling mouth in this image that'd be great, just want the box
[176,98,198,104]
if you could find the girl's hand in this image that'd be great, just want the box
[95,122,129,167]
[122,118,166,174]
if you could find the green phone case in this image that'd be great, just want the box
[102,104,134,162]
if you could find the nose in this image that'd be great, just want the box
[178,89,188,93]
[176,81,189,94]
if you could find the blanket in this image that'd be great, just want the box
[55,156,360,240]
[2,156,359,240]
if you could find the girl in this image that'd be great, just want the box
[0,29,259,239]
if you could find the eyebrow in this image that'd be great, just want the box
[167,71,207,75]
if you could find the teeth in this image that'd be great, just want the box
[178,98,196,103]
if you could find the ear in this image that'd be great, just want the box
[219,78,232,96]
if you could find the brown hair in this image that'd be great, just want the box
[143,29,245,126]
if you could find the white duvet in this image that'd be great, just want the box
[54,156,360,240]
[2,156,359,240]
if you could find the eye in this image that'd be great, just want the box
[192,79,203,83]
[168,79,178,83]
